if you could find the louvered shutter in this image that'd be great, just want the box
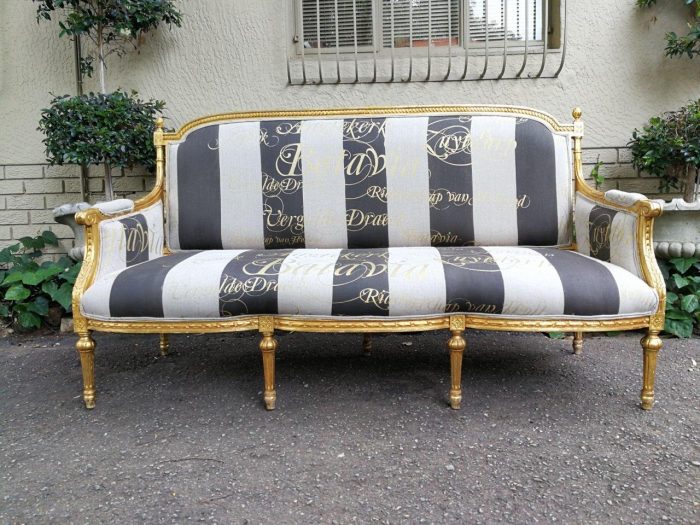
[382,0,461,48]
[301,0,374,48]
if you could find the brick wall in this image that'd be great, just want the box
[0,164,152,256]
[0,146,675,257]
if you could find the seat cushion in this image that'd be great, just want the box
[81,247,658,320]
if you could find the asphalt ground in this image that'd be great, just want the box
[0,330,698,524]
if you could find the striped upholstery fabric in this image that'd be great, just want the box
[574,193,642,280]
[166,114,573,251]
[81,247,658,320]
[92,202,164,281]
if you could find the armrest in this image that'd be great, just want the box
[73,201,165,313]
[91,198,135,216]
[575,188,663,290]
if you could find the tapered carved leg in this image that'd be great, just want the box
[640,331,662,410]
[573,331,583,355]
[159,334,169,356]
[76,332,96,409]
[259,331,277,411]
[362,333,372,356]
[448,317,466,410]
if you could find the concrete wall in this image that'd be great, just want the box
[1,0,697,251]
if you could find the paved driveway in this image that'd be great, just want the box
[0,330,698,524]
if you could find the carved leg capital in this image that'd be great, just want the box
[641,331,662,410]
[573,331,584,355]
[159,333,169,356]
[259,332,277,411]
[76,332,96,409]
[448,329,466,410]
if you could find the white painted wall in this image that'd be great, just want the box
[0,0,698,164]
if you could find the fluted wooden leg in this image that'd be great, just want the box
[640,330,662,410]
[448,324,466,410]
[362,333,372,356]
[573,331,583,355]
[259,331,277,410]
[159,334,169,356]
[76,332,96,409]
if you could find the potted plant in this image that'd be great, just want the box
[629,100,700,259]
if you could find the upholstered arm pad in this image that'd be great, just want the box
[574,192,644,279]
[92,198,135,216]
[91,201,165,282]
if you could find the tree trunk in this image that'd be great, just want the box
[104,163,115,202]
[683,165,698,204]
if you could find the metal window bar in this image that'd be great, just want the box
[289,0,566,84]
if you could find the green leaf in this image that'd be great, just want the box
[0,304,9,318]
[26,296,49,316]
[669,257,699,275]
[664,318,694,338]
[41,230,58,245]
[666,291,679,304]
[17,311,41,330]
[546,332,566,339]
[18,236,45,250]
[673,274,690,289]
[666,308,693,321]
[681,293,700,313]
[4,284,31,302]
[2,271,24,285]
[45,281,73,311]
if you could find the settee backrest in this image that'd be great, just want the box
[165,108,573,250]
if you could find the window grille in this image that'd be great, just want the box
[288,0,566,84]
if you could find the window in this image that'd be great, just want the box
[297,0,550,51]
[289,0,566,83]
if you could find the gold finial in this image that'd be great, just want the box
[155,116,164,130]
[572,107,583,121]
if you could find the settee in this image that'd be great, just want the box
[72,106,665,411]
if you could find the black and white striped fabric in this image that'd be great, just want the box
[166,114,573,251]
[574,193,642,280]
[81,247,658,320]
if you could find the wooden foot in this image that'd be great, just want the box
[259,330,277,411]
[159,333,169,356]
[448,317,466,410]
[362,333,372,356]
[573,331,583,355]
[76,332,96,409]
[640,331,662,410]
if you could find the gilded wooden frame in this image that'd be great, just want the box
[71,105,665,412]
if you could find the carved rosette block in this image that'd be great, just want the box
[76,332,96,409]
[640,331,662,410]
[448,316,466,410]
[573,331,584,355]
[159,333,169,356]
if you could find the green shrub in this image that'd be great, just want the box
[629,100,700,203]
[659,257,700,338]
[39,90,164,172]
[0,232,81,331]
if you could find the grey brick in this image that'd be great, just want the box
[45,194,82,209]
[7,195,44,210]
[0,211,29,225]
[113,177,145,192]
[13,223,73,240]
[582,148,618,165]
[30,210,58,224]
[0,197,5,210]
[63,179,82,193]
[617,148,634,164]
[618,178,665,195]
[5,165,43,179]
[44,165,79,178]
[89,178,104,192]
[23,179,63,194]
[0,180,24,194]
[0,226,12,239]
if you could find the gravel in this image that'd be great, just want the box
[0,330,698,524]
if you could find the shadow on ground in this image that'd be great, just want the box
[0,330,698,523]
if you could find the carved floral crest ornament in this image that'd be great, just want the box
[72,106,665,412]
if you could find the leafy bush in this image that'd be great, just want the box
[659,257,700,338]
[39,90,164,172]
[34,0,183,80]
[0,232,81,331]
[629,100,700,203]
[637,0,700,59]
